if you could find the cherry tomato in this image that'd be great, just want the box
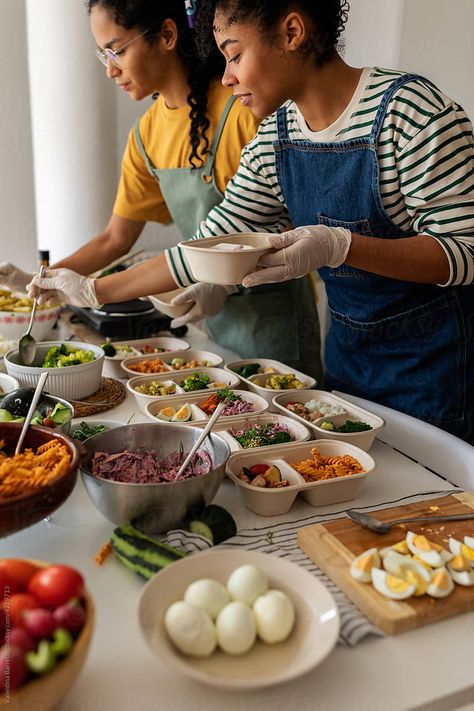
[0,560,40,594]
[2,593,39,628]
[28,565,84,608]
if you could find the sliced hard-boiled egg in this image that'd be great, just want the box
[253,589,295,644]
[227,564,268,605]
[350,547,381,583]
[449,537,474,567]
[406,531,444,567]
[184,578,230,620]
[383,551,431,596]
[172,404,192,422]
[427,567,455,598]
[371,567,416,600]
[379,540,410,558]
[464,535,474,550]
[209,381,227,389]
[164,600,216,657]
[156,406,176,421]
[216,600,257,655]
[447,555,474,586]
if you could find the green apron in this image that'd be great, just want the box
[135,97,322,381]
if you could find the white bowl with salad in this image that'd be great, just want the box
[4,341,104,400]
[101,337,190,379]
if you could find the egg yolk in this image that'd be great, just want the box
[355,554,374,573]
[386,574,411,593]
[431,570,450,589]
[412,555,432,570]
[461,543,474,561]
[402,570,427,596]
[392,541,410,555]
[450,554,470,572]
[413,535,433,552]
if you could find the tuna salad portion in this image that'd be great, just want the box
[90,448,213,483]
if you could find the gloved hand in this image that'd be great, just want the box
[170,282,238,328]
[27,268,99,308]
[0,263,35,293]
[241,225,352,287]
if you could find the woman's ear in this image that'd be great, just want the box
[281,12,307,52]
[159,18,179,50]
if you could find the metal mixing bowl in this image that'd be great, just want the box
[79,423,230,532]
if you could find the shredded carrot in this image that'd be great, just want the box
[0,439,71,500]
[95,541,113,566]
[198,393,219,415]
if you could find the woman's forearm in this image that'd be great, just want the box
[347,233,450,284]
[94,253,177,304]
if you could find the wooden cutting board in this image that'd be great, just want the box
[298,492,474,634]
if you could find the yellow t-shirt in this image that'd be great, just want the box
[113,81,259,224]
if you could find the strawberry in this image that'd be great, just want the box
[22,608,57,639]
[53,599,85,633]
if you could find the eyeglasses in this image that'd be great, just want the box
[95,29,149,68]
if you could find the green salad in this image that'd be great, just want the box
[41,344,95,368]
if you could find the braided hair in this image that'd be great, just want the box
[87,0,225,168]
[196,0,350,67]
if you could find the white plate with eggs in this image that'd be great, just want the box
[138,549,339,690]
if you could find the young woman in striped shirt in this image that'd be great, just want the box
[30,0,474,442]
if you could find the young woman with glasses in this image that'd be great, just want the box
[1,0,323,380]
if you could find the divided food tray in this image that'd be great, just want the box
[272,390,384,451]
[224,358,316,408]
[226,440,376,516]
[102,336,190,379]
[126,367,241,413]
[144,389,269,424]
[121,349,224,377]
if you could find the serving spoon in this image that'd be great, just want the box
[14,371,49,455]
[18,265,45,365]
[173,401,226,481]
[346,508,474,533]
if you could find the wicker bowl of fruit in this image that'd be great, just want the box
[0,559,94,711]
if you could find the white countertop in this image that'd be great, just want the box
[2,324,474,711]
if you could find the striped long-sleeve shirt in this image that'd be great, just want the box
[166,67,474,287]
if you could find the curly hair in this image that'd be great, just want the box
[87,0,225,168]
[196,0,350,67]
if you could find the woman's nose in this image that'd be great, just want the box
[222,63,236,87]
[106,60,121,80]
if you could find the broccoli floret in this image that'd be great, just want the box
[101,343,116,357]
[320,421,336,431]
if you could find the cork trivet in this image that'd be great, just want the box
[72,377,126,417]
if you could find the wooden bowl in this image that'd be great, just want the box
[0,423,81,537]
[8,568,94,711]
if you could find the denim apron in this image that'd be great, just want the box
[275,74,474,442]
[136,97,322,381]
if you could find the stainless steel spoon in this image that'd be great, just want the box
[18,265,45,365]
[346,508,474,533]
[14,371,49,455]
[173,401,226,481]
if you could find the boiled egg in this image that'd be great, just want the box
[427,567,455,598]
[253,590,295,644]
[406,531,444,567]
[464,535,474,550]
[172,404,192,422]
[156,406,176,421]
[164,600,216,657]
[383,551,431,596]
[227,564,268,605]
[371,567,416,600]
[350,547,381,583]
[216,601,256,655]
[447,555,474,586]
[184,578,230,620]
[448,537,474,567]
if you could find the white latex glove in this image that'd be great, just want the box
[27,268,100,308]
[241,225,352,287]
[0,263,35,293]
[170,282,238,328]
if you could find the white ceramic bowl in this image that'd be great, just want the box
[126,367,241,414]
[178,233,272,285]
[138,548,339,690]
[4,341,104,400]
[148,288,191,319]
[226,439,376,516]
[0,372,20,396]
[144,389,269,425]
[225,358,316,409]
[102,337,190,379]
[0,303,61,341]
[272,390,384,451]
[198,412,311,453]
